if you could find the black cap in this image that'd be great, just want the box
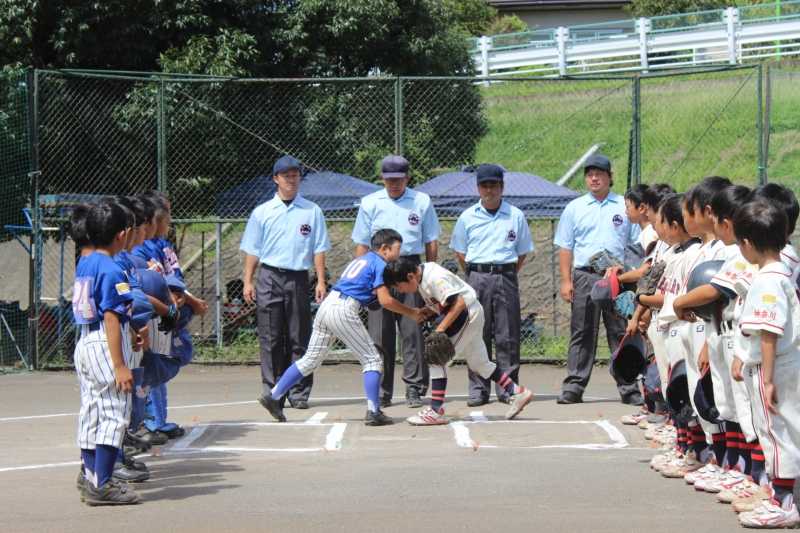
[476,163,504,184]
[273,155,301,176]
[584,153,611,173]
[380,155,409,178]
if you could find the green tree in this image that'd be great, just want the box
[627,0,755,17]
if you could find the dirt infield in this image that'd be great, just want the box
[0,365,742,533]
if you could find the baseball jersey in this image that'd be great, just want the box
[331,251,387,307]
[681,239,726,292]
[449,200,534,264]
[132,240,165,273]
[780,243,800,285]
[72,252,134,326]
[240,194,330,271]
[157,238,183,279]
[418,262,478,334]
[638,224,658,252]
[553,192,641,268]
[657,238,701,328]
[711,245,756,322]
[736,261,800,366]
[352,188,440,256]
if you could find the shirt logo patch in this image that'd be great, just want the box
[761,293,777,304]
[116,282,131,295]
[408,212,420,226]
[507,230,516,242]
[612,214,624,227]
[299,224,312,236]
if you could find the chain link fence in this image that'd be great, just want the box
[1,65,789,368]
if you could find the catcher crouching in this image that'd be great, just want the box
[383,259,534,425]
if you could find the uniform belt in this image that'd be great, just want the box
[86,322,101,332]
[261,264,307,275]
[467,263,516,274]
[576,266,601,275]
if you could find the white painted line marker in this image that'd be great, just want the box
[470,411,488,422]
[450,419,630,450]
[305,412,328,424]
[451,422,476,449]
[0,460,81,473]
[171,425,208,451]
[324,423,347,451]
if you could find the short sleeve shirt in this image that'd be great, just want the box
[73,252,134,325]
[711,245,756,322]
[657,239,701,328]
[417,262,479,312]
[332,251,387,307]
[449,200,534,264]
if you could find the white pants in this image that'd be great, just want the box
[721,325,757,442]
[429,304,495,380]
[650,320,670,397]
[74,321,133,450]
[705,325,734,424]
[684,320,723,440]
[147,317,172,357]
[744,357,800,479]
[295,291,383,376]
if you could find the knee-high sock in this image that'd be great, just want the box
[81,449,96,478]
[711,432,726,465]
[750,442,767,485]
[363,370,380,413]
[489,367,521,395]
[94,445,118,488]
[430,378,447,413]
[270,363,304,400]
[725,421,741,469]
[772,478,795,508]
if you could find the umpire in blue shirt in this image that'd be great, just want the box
[240,156,331,409]
[352,155,441,408]
[553,154,641,405]
[450,164,534,406]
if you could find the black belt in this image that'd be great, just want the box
[576,266,602,275]
[467,263,516,274]
[87,322,101,332]
[261,264,307,275]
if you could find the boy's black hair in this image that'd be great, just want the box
[624,184,649,207]
[68,204,91,249]
[111,196,136,228]
[658,193,686,231]
[144,190,170,211]
[710,185,751,222]
[750,183,799,236]
[86,202,128,248]
[684,176,732,215]
[370,228,403,250]
[642,183,675,211]
[136,194,156,224]
[383,258,419,288]
[733,200,788,253]
[126,196,148,227]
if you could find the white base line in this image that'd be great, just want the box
[325,423,347,451]
[470,411,488,422]
[451,419,630,450]
[168,446,323,454]
[171,425,208,451]
[0,460,81,473]
[306,412,328,424]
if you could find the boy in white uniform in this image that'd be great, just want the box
[383,259,534,425]
[731,200,800,529]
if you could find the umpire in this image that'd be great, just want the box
[352,155,440,408]
[553,154,641,405]
[241,155,331,409]
[450,164,534,406]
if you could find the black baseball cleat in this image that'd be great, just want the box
[162,426,186,439]
[258,394,287,422]
[621,393,644,406]
[83,480,141,506]
[124,430,152,453]
[380,397,392,408]
[364,409,394,426]
[132,427,169,446]
[466,397,489,407]
[113,464,150,483]
[406,389,424,408]
[556,391,583,404]
[122,455,148,473]
[289,400,310,410]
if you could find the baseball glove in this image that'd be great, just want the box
[587,249,623,274]
[158,304,179,332]
[635,260,666,300]
[614,290,636,320]
[424,331,455,367]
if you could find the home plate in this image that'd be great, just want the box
[451,420,628,450]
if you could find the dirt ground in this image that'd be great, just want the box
[0,364,744,533]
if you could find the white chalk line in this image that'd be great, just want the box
[450,419,630,451]
[0,393,615,423]
[469,411,488,422]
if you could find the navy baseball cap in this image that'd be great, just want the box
[273,155,301,176]
[476,164,504,184]
[380,155,409,178]
[584,153,611,173]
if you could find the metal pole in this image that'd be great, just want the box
[26,68,40,370]
[479,36,491,84]
[633,76,642,185]
[550,219,557,337]
[725,8,739,65]
[200,230,206,336]
[556,27,568,77]
[757,63,766,185]
[637,18,650,72]
[157,79,167,192]
[215,222,223,349]
[394,77,403,155]
[764,64,772,184]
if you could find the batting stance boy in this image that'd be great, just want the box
[383,259,534,425]
[258,229,426,426]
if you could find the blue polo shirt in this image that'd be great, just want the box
[240,195,331,271]
[553,192,640,268]
[450,200,534,264]
[352,188,440,256]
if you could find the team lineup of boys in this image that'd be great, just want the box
[71,153,800,528]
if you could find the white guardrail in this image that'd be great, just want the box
[473,5,800,77]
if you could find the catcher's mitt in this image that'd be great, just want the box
[424,331,455,366]
[587,250,623,274]
[614,290,636,320]
[635,260,666,300]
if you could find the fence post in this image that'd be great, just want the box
[757,63,766,185]
[725,7,740,65]
[157,79,167,192]
[26,69,40,370]
[763,64,772,184]
[633,76,642,185]
[637,18,651,72]
[550,220,557,337]
[478,35,491,83]
[394,77,403,155]
[215,222,223,349]
[556,27,568,76]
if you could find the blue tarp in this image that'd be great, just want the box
[215,171,381,218]
[415,170,579,218]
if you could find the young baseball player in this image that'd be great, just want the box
[730,200,800,528]
[750,183,800,283]
[73,201,140,505]
[259,229,427,426]
[383,259,534,425]
[625,184,658,253]
[69,203,94,259]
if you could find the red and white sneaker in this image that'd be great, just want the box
[406,407,449,426]
[685,463,722,485]
[703,469,747,494]
[718,480,770,504]
[739,499,800,528]
[621,412,649,425]
[505,389,534,420]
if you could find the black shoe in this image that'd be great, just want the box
[77,467,87,496]
[622,393,644,406]
[113,464,150,483]
[406,389,424,408]
[162,426,185,439]
[84,480,141,506]
[133,428,169,446]
[258,394,287,422]
[124,430,152,453]
[289,400,310,410]
[497,395,512,405]
[556,391,583,404]
[466,397,489,407]
[122,456,148,473]
[365,409,394,426]
[380,397,392,408]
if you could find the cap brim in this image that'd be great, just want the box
[381,172,407,179]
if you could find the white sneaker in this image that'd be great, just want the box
[718,480,770,504]
[505,389,534,420]
[694,468,728,492]
[650,449,679,470]
[703,469,747,494]
[406,407,449,426]
[655,454,685,474]
[739,500,800,528]
[685,464,721,485]
[621,412,648,425]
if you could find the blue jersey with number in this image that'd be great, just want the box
[332,251,387,307]
[157,238,183,280]
[73,252,134,325]
[132,239,166,272]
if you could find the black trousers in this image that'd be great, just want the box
[256,266,313,403]
[561,268,639,400]
[466,269,521,401]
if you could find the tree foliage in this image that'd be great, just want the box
[627,0,755,17]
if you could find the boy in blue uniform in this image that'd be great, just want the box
[259,229,427,426]
[73,202,140,505]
